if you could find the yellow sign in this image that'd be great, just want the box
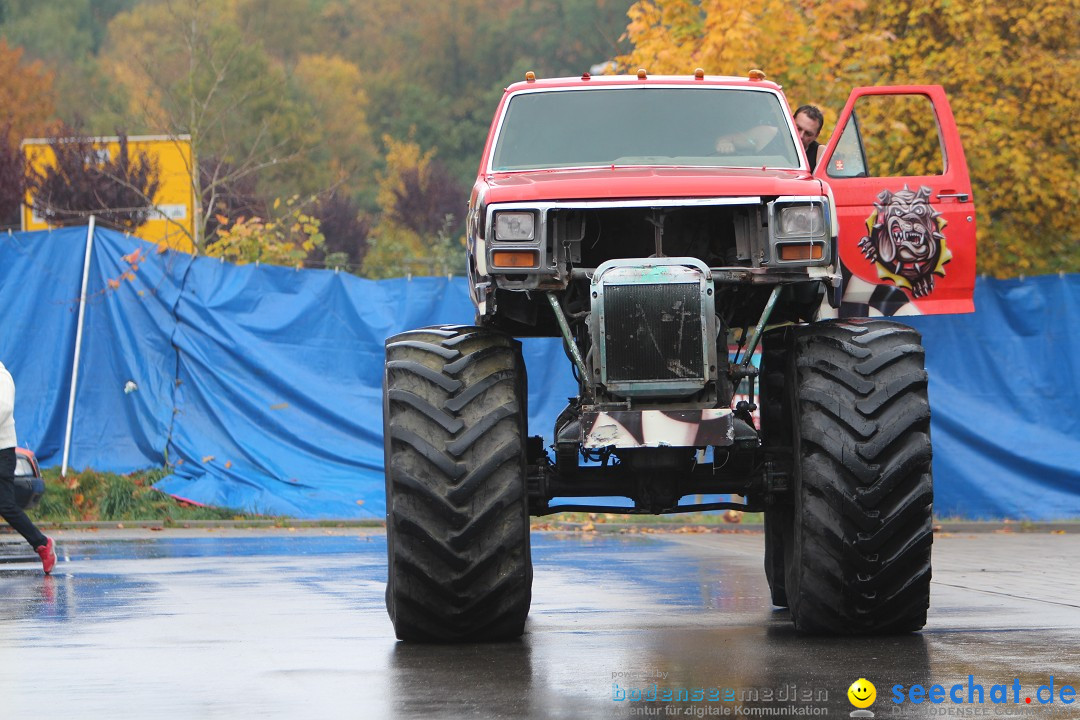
[22,134,196,253]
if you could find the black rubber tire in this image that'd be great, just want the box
[760,329,790,608]
[781,319,933,634]
[384,325,532,642]
[763,508,789,607]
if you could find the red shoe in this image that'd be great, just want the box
[36,537,57,574]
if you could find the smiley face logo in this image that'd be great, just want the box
[848,678,877,709]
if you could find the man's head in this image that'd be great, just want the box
[793,105,824,150]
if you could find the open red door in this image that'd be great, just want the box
[816,85,976,316]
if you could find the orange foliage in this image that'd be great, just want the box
[0,39,57,144]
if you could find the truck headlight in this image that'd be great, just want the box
[494,211,535,241]
[777,205,824,237]
[769,199,830,265]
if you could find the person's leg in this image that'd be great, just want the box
[0,448,48,549]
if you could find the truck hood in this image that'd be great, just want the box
[480,167,821,204]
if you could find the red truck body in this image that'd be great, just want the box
[470,74,975,316]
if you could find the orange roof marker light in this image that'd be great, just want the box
[637,68,647,79]
[748,69,767,81]
[694,68,705,80]
[525,71,536,82]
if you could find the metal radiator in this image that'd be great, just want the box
[590,258,716,398]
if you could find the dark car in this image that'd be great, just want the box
[14,448,46,510]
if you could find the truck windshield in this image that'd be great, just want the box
[491,87,801,172]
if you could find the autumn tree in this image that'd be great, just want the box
[0,38,58,144]
[363,137,465,278]
[27,130,161,233]
[305,193,372,272]
[618,0,891,121]
[619,0,1080,276]
[205,194,324,267]
[229,0,322,65]
[288,53,377,200]
[0,123,26,228]
[0,37,59,227]
[199,156,268,241]
[0,1,133,130]
[99,0,316,249]
[391,162,465,240]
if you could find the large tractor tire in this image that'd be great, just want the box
[384,325,532,642]
[759,330,791,608]
[763,507,790,608]
[780,319,934,634]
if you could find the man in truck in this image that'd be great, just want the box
[793,104,824,168]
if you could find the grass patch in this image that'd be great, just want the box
[29,467,269,524]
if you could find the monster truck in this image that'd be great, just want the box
[383,70,976,641]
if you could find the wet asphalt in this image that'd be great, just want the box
[0,527,1077,720]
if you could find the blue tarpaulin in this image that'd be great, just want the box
[1,227,1077,519]
[904,276,1080,519]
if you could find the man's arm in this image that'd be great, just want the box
[715,125,779,154]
